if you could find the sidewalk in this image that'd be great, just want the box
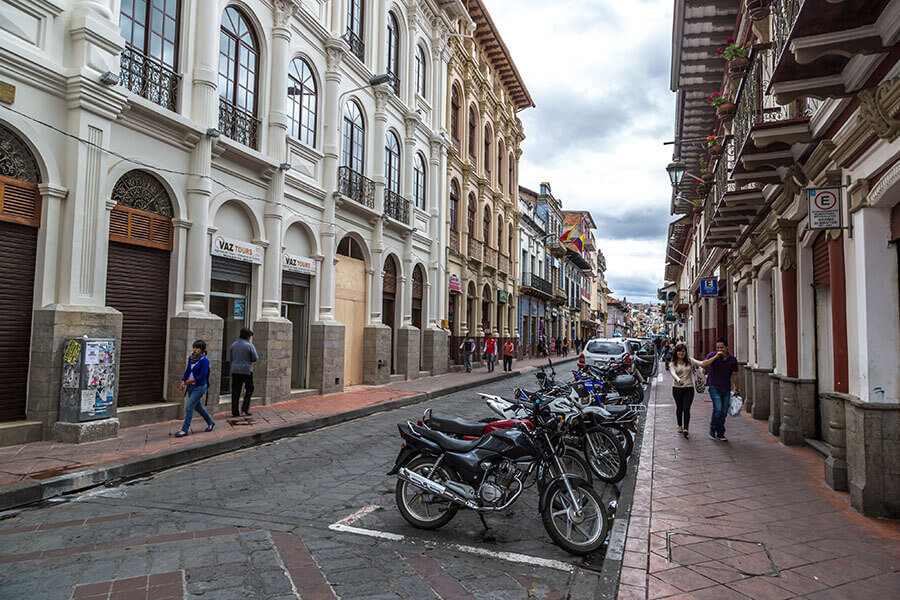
[0,355,572,511]
[616,370,900,600]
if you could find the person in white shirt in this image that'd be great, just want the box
[668,343,703,438]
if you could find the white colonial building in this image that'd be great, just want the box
[0,0,468,445]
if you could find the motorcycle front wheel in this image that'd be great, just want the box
[395,456,459,529]
[540,449,594,488]
[583,426,627,483]
[541,482,608,555]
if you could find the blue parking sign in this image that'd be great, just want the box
[700,278,718,297]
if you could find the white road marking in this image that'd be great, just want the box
[327,506,576,573]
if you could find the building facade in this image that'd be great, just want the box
[516,185,553,357]
[667,0,900,517]
[0,0,468,445]
[444,0,532,365]
[562,209,600,342]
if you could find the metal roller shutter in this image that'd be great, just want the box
[812,233,830,286]
[211,256,252,283]
[0,221,36,421]
[282,271,310,287]
[106,241,171,406]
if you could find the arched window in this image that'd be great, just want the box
[497,219,503,251]
[415,44,427,98]
[468,106,477,160]
[386,13,400,95]
[482,206,491,242]
[467,193,476,233]
[497,142,504,191]
[508,225,514,256]
[508,155,515,193]
[337,235,365,260]
[483,126,491,175]
[342,100,365,173]
[413,152,426,210]
[384,131,401,194]
[287,57,317,147]
[449,180,459,230]
[450,85,461,144]
[218,7,259,147]
[119,0,180,110]
[346,0,364,61]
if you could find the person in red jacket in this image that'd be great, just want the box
[483,333,497,373]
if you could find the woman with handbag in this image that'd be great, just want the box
[176,340,215,437]
[668,343,703,438]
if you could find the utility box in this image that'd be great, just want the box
[59,338,118,422]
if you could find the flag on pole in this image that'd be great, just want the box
[572,233,585,252]
[559,223,581,242]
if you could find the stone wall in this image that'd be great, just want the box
[820,391,849,492]
[308,322,345,394]
[251,318,292,404]
[778,376,816,446]
[422,328,449,375]
[845,398,900,518]
[363,324,392,385]
[396,326,420,379]
[167,313,223,412]
[766,373,779,434]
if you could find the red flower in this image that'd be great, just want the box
[726,37,735,44]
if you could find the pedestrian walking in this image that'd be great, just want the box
[663,341,674,368]
[574,338,582,353]
[562,337,569,356]
[701,337,740,442]
[668,343,702,438]
[460,333,476,372]
[229,327,258,417]
[483,333,497,373]
[502,338,515,372]
[176,340,215,437]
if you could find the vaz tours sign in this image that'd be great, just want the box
[282,252,317,275]
[211,235,263,264]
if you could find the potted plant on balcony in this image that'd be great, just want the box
[718,38,751,81]
[707,135,724,159]
[706,91,736,123]
[745,0,771,21]
[698,157,713,183]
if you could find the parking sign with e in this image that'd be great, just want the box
[808,187,841,229]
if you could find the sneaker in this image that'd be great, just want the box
[677,426,683,433]
[683,430,689,439]
[717,433,728,442]
[708,431,718,440]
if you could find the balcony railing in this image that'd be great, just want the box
[218,97,260,149]
[499,253,510,274]
[449,229,459,252]
[120,46,179,111]
[384,189,409,223]
[338,166,375,209]
[773,0,801,68]
[484,246,497,269]
[344,29,365,61]
[521,272,552,295]
[546,238,565,257]
[467,237,483,262]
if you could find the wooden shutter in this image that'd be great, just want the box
[0,221,37,421]
[109,204,173,250]
[106,241,171,407]
[0,175,41,227]
[812,233,830,286]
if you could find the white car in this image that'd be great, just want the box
[580,338,634,368]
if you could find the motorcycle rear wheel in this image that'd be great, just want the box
[395,456,459,530]
[541,482,608,555]
[583,426,627,483]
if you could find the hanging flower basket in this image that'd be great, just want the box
[716,102,737,122]
[728,57,751,81]
[700,172,714,183]
[746,0,771,21]
[708,144,724,158]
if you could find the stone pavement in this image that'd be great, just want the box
[0,356,572,511]
[615,370,900,599]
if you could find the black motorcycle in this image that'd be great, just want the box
[388,398,608,555]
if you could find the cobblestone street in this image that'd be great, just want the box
[0,371,612,600]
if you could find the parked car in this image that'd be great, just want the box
[580,338,634,368]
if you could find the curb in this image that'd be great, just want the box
[0,359,576,512]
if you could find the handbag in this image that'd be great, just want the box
[692,365,706,394]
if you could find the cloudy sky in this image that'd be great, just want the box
[487,0,675,304]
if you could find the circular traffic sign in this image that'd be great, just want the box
[813,190,837,210]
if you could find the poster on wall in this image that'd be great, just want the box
[808,187,841,229]
[58,338,117,423]
[211,234,263,264]
[234,298,246,320]
[282,252,317,275]
[448,274,461,292]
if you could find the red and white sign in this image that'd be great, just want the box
[211,234,262,264]
[282,252,317,275]
[448,274,461,292]
[808,187,841,229]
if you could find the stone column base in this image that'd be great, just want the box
[749,367,772,422]
[779,376,817,446]
[845,397,900,518]
[738,363,752,414]
[397,326,421,379]
[168,312,224,412]
[308,321,345,394]
[422,328,449,375]
[821,391,850,492]
[251,318,292,405]
[363,324,392,385]
[28,305,123,440]
[54,418,119,443]
[766,373,780,434]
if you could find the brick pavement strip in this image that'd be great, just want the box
[0,357,574,512]
[614,370,900,600]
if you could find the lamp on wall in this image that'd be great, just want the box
[666,157,687,187]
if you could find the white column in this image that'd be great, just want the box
[405,12,418,106]
[400,114,418,328]
[317,39,347,323]
[428,136,445,328]
[369,84,391,324]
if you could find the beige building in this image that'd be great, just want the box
[444,0,533,363]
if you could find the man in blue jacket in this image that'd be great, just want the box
[230,328,258,417]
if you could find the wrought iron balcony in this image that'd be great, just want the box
[218,97,260,150]
[772,0,801,68]
[338,166,375,209]
[120,46,179,111]
[467,237,483,262]
[520,272,552,295]
[384,189,409,223]
[344,29,365,62]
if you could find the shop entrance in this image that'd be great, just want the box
[210,256,251,396]
[281,276,309,390]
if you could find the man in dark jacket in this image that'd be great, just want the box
[229,328,258,417]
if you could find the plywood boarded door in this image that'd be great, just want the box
[335,255,367,386]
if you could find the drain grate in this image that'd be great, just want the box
[666,531,780,577]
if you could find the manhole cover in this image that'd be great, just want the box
[667,532,779,577]
[279,457,334,470]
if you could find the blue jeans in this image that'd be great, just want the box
[181,384,213,432]
[465,352,473,372]
[708,386,730,435]
[485,353,495,372]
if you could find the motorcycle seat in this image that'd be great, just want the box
[411,423,483,453]
[604,404,630,415]
[425,413,486,437]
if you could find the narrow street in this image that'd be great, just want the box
[0,371,621,600]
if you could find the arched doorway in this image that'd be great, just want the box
[382,255,399,373]
[336,236,367,386]
[0,124,42,422]
[412,265,425,330]
[282,224,315,390]
[106,170,174,406]
[481,283,492,333]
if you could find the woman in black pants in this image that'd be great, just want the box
[668,343,702,438]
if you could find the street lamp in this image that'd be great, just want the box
[666,157,687,187]
[335,73,394,107]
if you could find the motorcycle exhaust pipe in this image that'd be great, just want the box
[398,467,479,510]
